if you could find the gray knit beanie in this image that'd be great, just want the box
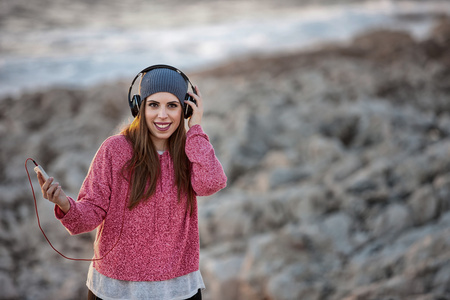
[139,68,188,103]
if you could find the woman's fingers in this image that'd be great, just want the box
[40,177,53,199]
[37,172,46,186]
[46,182,57,199]
[189,86,203,108]
[53,186,62,200]
[46,181,62,203]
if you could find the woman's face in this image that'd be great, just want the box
[144,92,182,151]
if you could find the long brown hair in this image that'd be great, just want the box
[121,98,196,214]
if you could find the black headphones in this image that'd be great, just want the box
[127,64,197,118]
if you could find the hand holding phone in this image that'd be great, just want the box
[34,163,70,213]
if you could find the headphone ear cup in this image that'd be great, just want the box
[130,94,141,117]
[183,94,196,119]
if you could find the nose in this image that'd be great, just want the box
[158,107,168,119]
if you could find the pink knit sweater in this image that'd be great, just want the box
[55,125,227,281]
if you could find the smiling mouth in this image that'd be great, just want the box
[154,123,171,131]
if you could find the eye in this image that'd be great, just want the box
[148,102,158,108]
[168,103,179,109]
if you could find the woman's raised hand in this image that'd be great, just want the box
[185,85,203,128]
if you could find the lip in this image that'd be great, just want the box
[154,122,172,131]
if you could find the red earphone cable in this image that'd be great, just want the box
[25,158,127,261]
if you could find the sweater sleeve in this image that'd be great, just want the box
[54,137,115,235]
[186,124,227,196]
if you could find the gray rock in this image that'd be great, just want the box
[0,272,18,299]
[372,203,412,237]
[267,263,324,300]
[269,166,312,188]
[408,185,439,226]
[201,255,244,300]
[321,212,353,255]
[434,173,450,213]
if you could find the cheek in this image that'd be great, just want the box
[171,109,182,124]
[144,110,152,124]
[144,105,158,118]
[144,110,157,129]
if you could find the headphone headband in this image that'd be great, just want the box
[127,64,196,118]
[128,64,194,103]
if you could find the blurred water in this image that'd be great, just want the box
[1,1,449,97]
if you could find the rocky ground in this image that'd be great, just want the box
[1,14,450,300]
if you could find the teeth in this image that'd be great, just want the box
[156,123,170,128]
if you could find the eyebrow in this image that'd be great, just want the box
[148,100,179,104]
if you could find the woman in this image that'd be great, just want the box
[37,66,227,300]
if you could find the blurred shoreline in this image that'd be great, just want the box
[1,0,450,97]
